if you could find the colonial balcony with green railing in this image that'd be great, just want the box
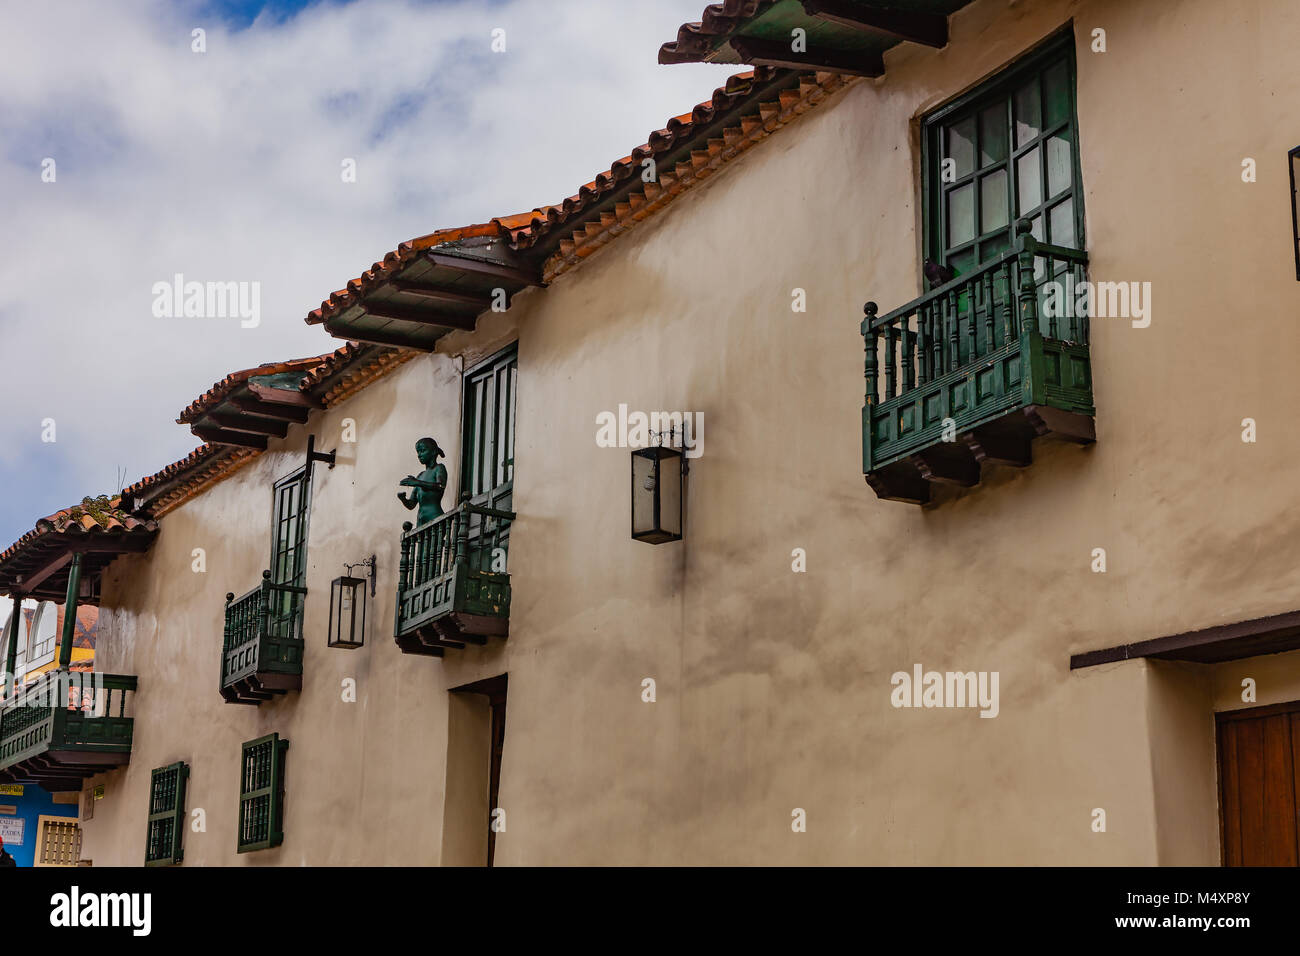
[394,497,514,656]
[0,671,137,792]
[221,571,305,704]
[861,219,1095,504]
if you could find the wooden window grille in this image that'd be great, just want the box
[145,761,189,865]
[238,733,288,853]
[35,816,81,867]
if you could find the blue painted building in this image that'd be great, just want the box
[0,784,79,867]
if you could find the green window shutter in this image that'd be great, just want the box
[460,345,518,570]
[461,344,518,500]
[922,30,1083,281]
[145,761,189,866]
[238,733,288,853]
[268,466,311,641]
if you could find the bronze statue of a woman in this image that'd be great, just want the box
[398,437,447,525]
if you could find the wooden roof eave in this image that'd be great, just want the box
[317,245,543,350]
[0,528,157,603]
[661,0,963,74]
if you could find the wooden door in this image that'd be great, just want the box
[1217,701,1300,866]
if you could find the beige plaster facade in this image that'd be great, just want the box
[78,0,1300,865]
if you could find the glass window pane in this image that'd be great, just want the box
[981,236,1011,261]
[947,183,975,247]
[1017,146,1042,214]
[1043,61,1071,128]
[1014,80,1041,148]
[1046,133,1072,198]
[980,169,1009,233]
[946,117,975,179]
[979,105,1008,167]
[1049,198,1076,248]
[948,248,975,280]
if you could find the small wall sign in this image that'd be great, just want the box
[93,785,105,801]
[0,784,23,796]
[0,805,16,815]
[0,818,23,846]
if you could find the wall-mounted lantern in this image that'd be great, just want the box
[631,431,686,544]
[1290,144,1300,281]
[327,556,375,649]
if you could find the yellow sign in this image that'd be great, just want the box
[93,785,105,801]
[0,785,22,797]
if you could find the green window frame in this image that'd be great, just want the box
[923,30,1084,282]
[461,344,518,502]
[461,344,518,568]
[268,466,311,640]
[238,733,288,853]
[144,761,189,866]
[270,466,311,589]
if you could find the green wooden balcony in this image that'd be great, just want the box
[394,500,513,656]
[861,222,1094,504]
[221,571,305,704]
[0,671,136,792]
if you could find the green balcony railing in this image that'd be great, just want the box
[221,571,305,703]
[861,220,1095,503]
[395,499,513,655]
[0,671,136,790]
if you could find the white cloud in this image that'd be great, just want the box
[0,0,727,519]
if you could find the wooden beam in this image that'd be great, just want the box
[390,281,494,310]
[14,551,72,594]
[192,426,268,450]
[208,411,290,438]
[227,395,311,424]
[801,0,948,48]
[425,252,543,288]
[247,381,319,408]
[323,321,437,352]
[1072,610,1300,669]
[361,304,477,332]
[728,36,884,76]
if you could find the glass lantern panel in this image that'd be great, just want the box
[632,452,657,536]
[658,452,683,538]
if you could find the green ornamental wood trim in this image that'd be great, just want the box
[0,672,136,786]
[861,222,1093,503]
[862,30,1093,504]
[237,733,288,853]
[145,761,189,866]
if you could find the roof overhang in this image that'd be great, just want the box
[659,0,972,75]
[177,357,327,449]
[0,502,158,604]
[309,235,543,352]
[1071,611,1300,668]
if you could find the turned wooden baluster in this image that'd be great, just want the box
[862,303,878,407]
[966,279,978,361]
[916,303,929,386]
[399,522,413,593]
[947,289,960,370]
[901,315,915,392]
[982,270,995,351]
[1015,218,1039,336]
[1001,260,1015,340]
[933,297,945,376]
[884,322,897,399]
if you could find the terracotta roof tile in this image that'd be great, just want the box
[177,355,332,425]
[122,443,262,518]
[303,66,843,326]
[658,1,770,65]
[0,496,158,575]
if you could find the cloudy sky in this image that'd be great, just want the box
[0,0,724,546]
